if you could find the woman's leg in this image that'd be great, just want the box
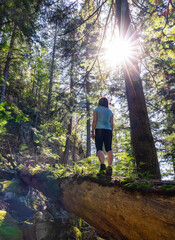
[107,150,113,166]
[104,130,113,176]
[97,150,105,164]
[95,129,104,164]
[95,129,106,174]
[104,129,113,166]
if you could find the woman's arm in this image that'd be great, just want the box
[110,115,114,130]
[92,112,97,131]
[91,112,97,139]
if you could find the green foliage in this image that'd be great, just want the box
[161,184,175,192]
[73,226,82,240]
[25,156,100,179]
[137,171,155,180]
[35,119,66,164]
[121,179,154,192]
[8,104,29,123]
[73,156,99,176]
[0,211,22,240]
[28,164,43,175]
[49,164,70,178]
[0,102,29,136]
[17,151,153,180]
[113,152,136,178]
[0,102,13,134]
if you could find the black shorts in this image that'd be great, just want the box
[95,129,112,153]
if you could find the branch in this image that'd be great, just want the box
[69,3,103,44]
[58,0,108,36]
[84,1,113,79]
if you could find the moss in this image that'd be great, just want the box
[0,180,12,192]
[30,171,61,199]
[122,181,155,192]
[119,178,175,195]
[161,184,175,192]
[0,210,22,240]
[73,174,113,187]
[78,175,175,194]
[1,180,19,193]
[0,210,7,221]
[73,226,82,240]
[0,179,28,195]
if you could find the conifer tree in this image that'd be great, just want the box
[115,0,161,178]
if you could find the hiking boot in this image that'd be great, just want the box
[97,169,106,177]
[97,164,106,177]
[100,164,106,171]
[106,166,112,176]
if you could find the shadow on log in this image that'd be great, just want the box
[18,170,175,240]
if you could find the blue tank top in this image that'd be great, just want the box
[94,106,113,130]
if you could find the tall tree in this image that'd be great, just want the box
[45,2,68,115]
[0,0,45,102]
[61,18,79,164]
[62,51,74,165]
[140,0,175,176]
[47,20,58,114]
[0,28,16,102]
[78,0,102,157]
[85,75,91,157]
[115,0,161,178]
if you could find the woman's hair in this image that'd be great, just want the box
[98,97,109,108]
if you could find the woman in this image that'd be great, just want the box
[91,97,113,176]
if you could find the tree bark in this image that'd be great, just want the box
[115,0,161,178]
[86,78,91,157]
[1,29,16,103]
[62,51,74,165]
[164,83,175,175]
[47,21,58,114]
[62,119,72,165]
[84,31,91,157]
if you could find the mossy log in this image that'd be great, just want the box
[19,170,175,240]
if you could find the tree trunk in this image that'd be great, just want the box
[0,29,16,103]
[19,171,175,240]
[47,21,58,114]
[124,69,161,178]
[115,0,161,178]
[62,51,74,165]
[164,83,175,176]
[62,119,72,165]
[72,133,76,162]
[86,78,91,157]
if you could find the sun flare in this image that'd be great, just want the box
[105,38,133,66]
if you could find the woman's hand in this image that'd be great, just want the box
[91,131,95,140]
[110,116,114,130]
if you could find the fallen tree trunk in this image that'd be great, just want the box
[19,170,175,240]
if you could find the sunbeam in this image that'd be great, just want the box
[103,33,139,68]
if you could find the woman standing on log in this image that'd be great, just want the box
[91,97,114,176]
